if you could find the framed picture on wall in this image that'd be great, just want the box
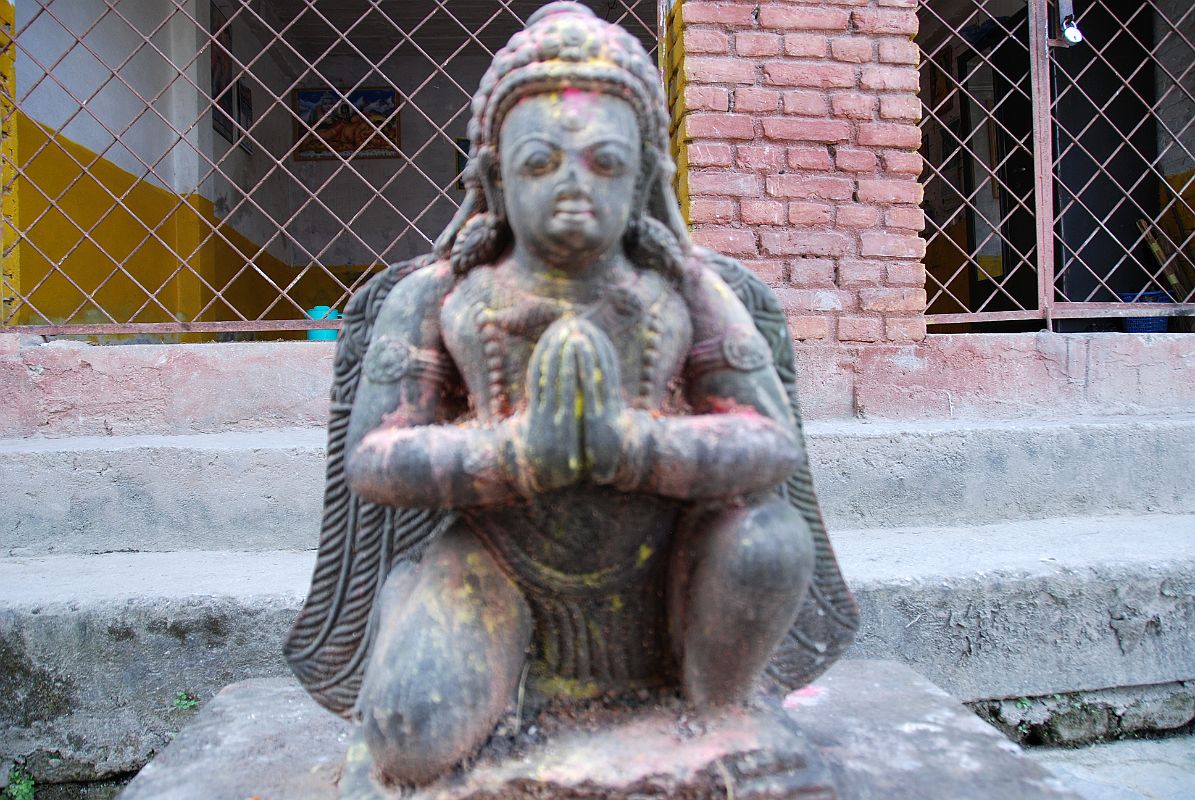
[210,2,236,144]
[292,87,401,161]
[236,81,254,155]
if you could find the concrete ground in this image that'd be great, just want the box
[1028,736,1195,800]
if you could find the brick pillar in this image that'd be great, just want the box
[678,0,928,344]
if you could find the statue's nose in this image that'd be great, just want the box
[554,160,589,199]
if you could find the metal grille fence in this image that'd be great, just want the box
[919,0,1195,330]
[0,1,660,338]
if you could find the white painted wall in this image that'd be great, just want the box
[16,0,205,194]
[15,0,296,265]
[284,52,486,268]
[201,0,297,266]
[201,31,490,270]
[961,66,1004,264]
[14,0,649,274]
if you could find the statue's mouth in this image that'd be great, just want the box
[552,200,595,219]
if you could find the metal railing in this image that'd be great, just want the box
[919,0,1195,329]
[0,1,659,337]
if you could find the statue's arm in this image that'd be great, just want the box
[344,264,520,509]
[349,422,518,508]
[600,267,800,500]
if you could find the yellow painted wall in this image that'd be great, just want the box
[1162,170,1195,256]
[662,0,690,223]
[14,111,210,327]
[1,0,19,326]
[924,219,971,316]
[1159,169,1195,305]
[6,110,367,337]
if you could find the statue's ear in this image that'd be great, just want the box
[475,146,505,222]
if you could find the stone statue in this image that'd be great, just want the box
[285,3,857,793]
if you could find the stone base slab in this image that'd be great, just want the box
[119,661,1079,800]
[340,704,836,800]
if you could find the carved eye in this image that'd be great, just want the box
[521,145,559,176]
[588,145,628,176]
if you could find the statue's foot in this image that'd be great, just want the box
[340,691,838,800]
[338,731,391,800]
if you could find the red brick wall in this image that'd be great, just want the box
[678,0,928,344]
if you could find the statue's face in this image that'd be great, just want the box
[498,90,641,270]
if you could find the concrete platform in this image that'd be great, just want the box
[118,661,1080,800]
[4,415,1193,555]
[5,333,1194,438]
[834,513,1195,701]
[3,513,1192,784]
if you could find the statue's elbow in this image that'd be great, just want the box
[345,443,372,500]
[346,435,391,504]
[347,429,443,507]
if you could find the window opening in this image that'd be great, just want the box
[919,0,1195,332]
[0,1,660,341]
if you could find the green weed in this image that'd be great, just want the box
[3,769,34,800]
[173,690,199,710]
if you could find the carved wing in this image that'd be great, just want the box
[699,248,860,690]
[284,255,455,718]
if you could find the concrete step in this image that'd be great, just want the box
[0,550,309,783]
[810,415,1195,529]
[0,429,327,556]
[3,415,1193,556]
[834,512,1195,702]
[2,512,1192,783]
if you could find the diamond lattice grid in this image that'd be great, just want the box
[1049,0,1195,305]
[918,0,1041,318]
[0,0,659,335]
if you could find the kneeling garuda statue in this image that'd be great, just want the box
[285,2,858,790]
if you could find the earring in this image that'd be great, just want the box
[625,216,684,283]
[451,212,507,274]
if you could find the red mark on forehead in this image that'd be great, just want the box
[560,88,597,131]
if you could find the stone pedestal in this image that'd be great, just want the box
[119,661,1081,800]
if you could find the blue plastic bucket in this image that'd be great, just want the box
[1117,292,1169,333]
[306,306,340,341]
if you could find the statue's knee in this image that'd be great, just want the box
[721,500,813,597]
